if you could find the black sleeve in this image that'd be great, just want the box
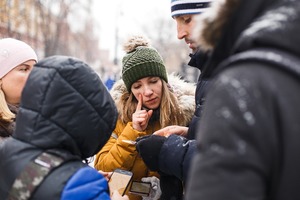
[185,65,278,200]
[159,134,197,184]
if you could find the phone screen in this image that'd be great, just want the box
[108,169,133,196]
[129,181,151,197]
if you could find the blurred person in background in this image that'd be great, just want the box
[185,0,300,199]
[94,35,195,200]
[0,38,37,140]
[0,55,128,200]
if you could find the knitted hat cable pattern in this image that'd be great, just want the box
[121,35,168,91]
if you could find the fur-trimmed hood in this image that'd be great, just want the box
[110,73,196,126]
[194,0,300,77]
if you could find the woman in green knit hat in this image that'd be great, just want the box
[94,35,195,200]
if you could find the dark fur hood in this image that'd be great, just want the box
[194,0,300,77]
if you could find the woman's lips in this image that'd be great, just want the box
[145,97,158,105]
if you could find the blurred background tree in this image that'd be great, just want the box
[0,0,198,83]
[0,0,99,65]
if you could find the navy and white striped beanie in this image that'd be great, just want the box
[171,0,212,17]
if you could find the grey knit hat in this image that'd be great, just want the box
[122,35,168,91]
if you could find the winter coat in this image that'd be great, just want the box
[186,0,300,199]
[94,74,195,199]
[0,104,18,139]
[0,56,117,200]
[186,49,210,140]
[157,134,196,185]
[0,119,14,140]
[152,42,211,186]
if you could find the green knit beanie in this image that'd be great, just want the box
[122,35,168,91]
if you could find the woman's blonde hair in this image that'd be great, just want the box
[0,80,15,122]
[118,79,186,128]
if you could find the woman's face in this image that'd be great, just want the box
[131,76,163,110]
[1,60,36,105]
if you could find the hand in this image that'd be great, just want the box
[98,170,112,181]
[132,94,153,131]
[136,135,166,171]
[111,190,129,200]
[141,176,161,200]
[153,125,188,137]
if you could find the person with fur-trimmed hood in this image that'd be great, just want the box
[94,35,195,200]
[186,0,300,199]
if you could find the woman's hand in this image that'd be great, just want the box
[132,94,153,131]
[111,190,129,200]
[98,170,112,181]
[153,125,188,137]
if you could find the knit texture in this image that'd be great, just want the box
[122,46,168,91]
[171,0,212,17]
[0,38,37,78]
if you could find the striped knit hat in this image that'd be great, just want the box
[122,35,168,92]
[171,0,212,17]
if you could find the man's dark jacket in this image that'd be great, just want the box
[186,0,300,199]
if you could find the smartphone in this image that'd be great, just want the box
[108,169,133,196]
[129,181,151,197]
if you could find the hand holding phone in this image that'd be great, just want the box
[129,176,161,199]
[129,181,152,197]
[108,169,133,196]
[98,170,112,181]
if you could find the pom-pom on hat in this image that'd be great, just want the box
[171,0,212,17]
[0,38,37,78]
[122,35,168,91]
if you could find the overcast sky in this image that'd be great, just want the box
[92,0,172,55]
